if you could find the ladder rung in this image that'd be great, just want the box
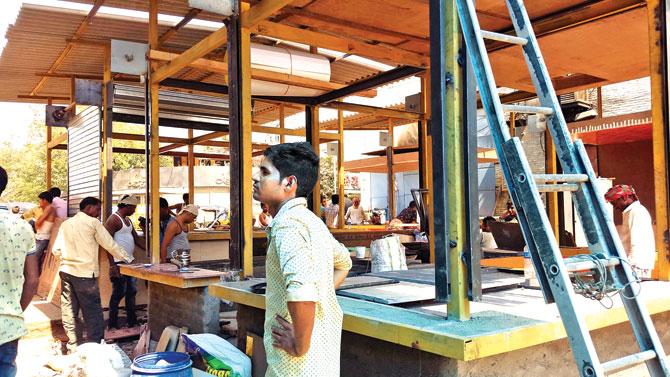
[533,174,588,184]
[480,30,527,45]
[601,350,657,374]
[502,104,554,115]
[564,256,620,272]
[536,184,579,192]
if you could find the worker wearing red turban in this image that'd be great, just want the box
[604,184,655,278]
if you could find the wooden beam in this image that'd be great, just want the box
[152,25,228,83]
[159,143,186,153]
[192,131,227,144]
[252,125,304,136]
[47,132,68,150]
[46,98,53,188]
[241,0,295,28]
[31,0,105,95]
[101,43,113,219]
[36,72,139,83]
[158,8,202,47]
[17,95,69,101]
[282,7,429,45]
[188,129,195,205]
[250,21,429,67]
[113,147,229,160]
[111,132,186,144]
[149,50,347,92]
[322,101,423,120]
[279,103,285,143]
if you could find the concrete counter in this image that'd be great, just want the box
[209,279,670,376]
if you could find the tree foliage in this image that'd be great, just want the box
[319,155,336,197]
[0,112,172,203]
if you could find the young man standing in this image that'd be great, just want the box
[105,195,145,329]
[53,197,133,351]
[48,187,68,219]
[604,184,656,278]
[252,142,352,377]
[0,166,39,377]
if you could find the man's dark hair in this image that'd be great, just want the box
[79,197,101,211]
[483,216,496,226]
[183,193,189,203]
[160,197,169,208]
[408,201,417,208]
[331,194,340,205]
[38,191,54,203]
[0,166,7,196]
[263,142,319,198]
[49,187,62,197]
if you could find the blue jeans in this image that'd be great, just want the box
[0,339,19,377]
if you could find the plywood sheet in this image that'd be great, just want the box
[337,281,435,305]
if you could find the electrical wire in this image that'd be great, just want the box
[570,253,641,309]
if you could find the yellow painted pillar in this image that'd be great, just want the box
[647,0,670,280]
[421,72,435,264]
[149,0,161,264]
[240,26,254,277]
[46,98,53,188]
[188,129,195,204]
[546,131,559,240]
[445,0,469,320]
[337,110,345,229]
[309,106,321,216]
[279,103,285,144]
[101,44,113,219]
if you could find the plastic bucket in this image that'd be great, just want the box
[131,352,193,377]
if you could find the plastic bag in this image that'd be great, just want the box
[182,333,251,377]
[370,235,408,273]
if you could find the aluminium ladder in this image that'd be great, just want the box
[454,1,670,376]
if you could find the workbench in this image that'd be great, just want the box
[120,264,225,340]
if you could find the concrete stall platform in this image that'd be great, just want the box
[209,279,670,377]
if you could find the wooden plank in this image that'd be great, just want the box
[119,264,224,289]
[241,0,296,28]
[158,8,202,47]
[338,281,435,305]
[337,276,399,290]
[152,26,228,83]
[30,0,105,95]
[250,21,429,67]
[322,101,423,120]
[47,132,68,150]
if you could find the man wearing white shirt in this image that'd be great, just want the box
[344,197,367,225]
[604,184,656,279]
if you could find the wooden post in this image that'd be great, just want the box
[337,110,345,228]
[188,129,195,204]
[149,0,161,264]
[101,43,113,220]
[306,105,321,214]
[546,131,559,241]
[279,103,285,144]
[420,72,435,264]
[386,119,396,219]
[647,0,670,280]
[46,98,53,188]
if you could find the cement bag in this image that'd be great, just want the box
[182,333,251,377]
[371,235,407,273]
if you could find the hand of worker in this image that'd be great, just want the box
[109,264,120,279]
[271,315,300,357]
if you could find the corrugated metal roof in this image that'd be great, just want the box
[0,3,385,103]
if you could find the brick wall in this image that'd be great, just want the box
[148,282,220,340]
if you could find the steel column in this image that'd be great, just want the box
[428,0,451,305]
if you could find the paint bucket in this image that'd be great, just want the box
[131,352,192,376]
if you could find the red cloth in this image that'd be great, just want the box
[604,184,638,202]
